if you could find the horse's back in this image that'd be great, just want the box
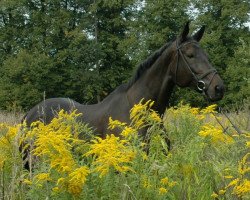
[24,98,82,126]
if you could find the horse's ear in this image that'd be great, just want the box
[193,26,205,42]
[179,21,190,43]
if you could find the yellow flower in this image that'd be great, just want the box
[211,192,218,198]
[108,117,126,130]
[130,99,157,129]
[0,155,6,169]
[159,187,167,194]
[69,166,89,185]
[141,152,148,161]
[85,134,136,177]
[142,176,151,188]
[23,179,32,185]
[68,183,82,196]
[218,189,226,195]
[190,108,200,115]
[226,178,239,188]
[198,124,234,144]
[130,99,147,120]
[52,187,59,192]
[160,177,169,185]
[121,126,137,139]
[233,179,250,196]
[246,141,250,148]
[57,177,65,185]
[224,175,233,179]
[28,110,85,173]
[201,104,217,114]
[35,173,51,182]
[238,153,250,175]
[149,111,162,123]
[68,166,90,196]
[133,119,145,129]
[0,124,20,170]
[168,181,177,187]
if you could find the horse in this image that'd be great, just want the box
[23,22,224,139]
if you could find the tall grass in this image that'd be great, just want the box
[0,101,249,200]
[0,111,23,125]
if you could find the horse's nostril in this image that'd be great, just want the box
[215,85,224,93]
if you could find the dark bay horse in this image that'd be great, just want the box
[23,22,224,138]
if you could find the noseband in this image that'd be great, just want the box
[174,41,217,92]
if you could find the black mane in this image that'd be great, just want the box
[126,40,174,89]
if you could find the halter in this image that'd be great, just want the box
[174,41,217,93]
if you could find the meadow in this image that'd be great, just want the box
[0,101,249,200]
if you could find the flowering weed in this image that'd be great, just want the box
[0,102,249,199]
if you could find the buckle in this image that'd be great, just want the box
[197,80,206,91]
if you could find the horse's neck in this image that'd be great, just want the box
[127,51,175,115]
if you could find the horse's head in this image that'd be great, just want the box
[170,22,224,102]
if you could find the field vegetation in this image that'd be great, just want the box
[0,101,249,200]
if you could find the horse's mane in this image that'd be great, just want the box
[126,39,174,89]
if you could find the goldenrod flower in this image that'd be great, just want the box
[121,126,137,139]
[159,187,167,194]
[165,102,204,121]
[52,187,59,192]
[23,179,32,185]
[69,166,89,184]
[190,108,200,115]
[108,117,127,130]
[218,189,226,195]
[142,176,151,188]
[226,178,240,188]
[233,179,250,196]
[85,134,136,177]
[130,99,149,120]
[57,177,65,185]
[168,181,177,187]
[141,152,148,161]
[160,177,169,185]
[224,175,233,179]
[199,124,234,144]
[238,153,250,175]
[0,123,20,170]
[28,110,86,173]
[35,173,51,182]
[0,155,6,169]
[130,99,161,129]
[149,111,161,123]
[68,166,90,196]
[201,104,217,114]
[211,192,218,198]
[246,141,250,148]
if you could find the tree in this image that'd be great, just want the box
[0,0,137,109]
[222,38,250,108]
[84,0,135,102]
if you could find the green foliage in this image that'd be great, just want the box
[0,0,249,110]
[222,38,250,107]
[0,0,135,109]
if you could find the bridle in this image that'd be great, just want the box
[174,40,217,93]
